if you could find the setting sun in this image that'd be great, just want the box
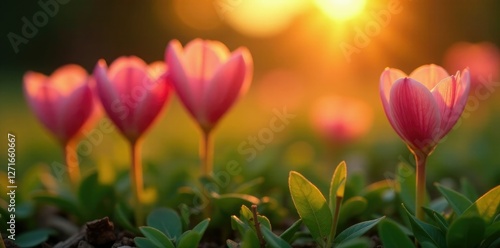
[315,0,366,21]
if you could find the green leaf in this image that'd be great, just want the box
[334,216,385,245]
[258,215,272,231]
[239,205,256,228]
[486,238,500,248]
[32,193,82,219]
[289,171,332,246]
[239,205,271,231]
[446,215,485,248]
[178,204,190,231]
[134,237,160,248]
[378,219,414,248]
[192,218,210,236]
[114,203,138,233]
[396,163,417,214]
[361,180,395,218]
[233,177,265,194]
[177,230,202,248]
[139,226,174,248]
[335,237,371,248]
[78,171,114,218]
[241,229,260,248]
[482,221,500,248]
[16,203,34,219]
[460,178,479,202]
[422,207,448,232]
[15,229,55,248]
[345,174,365,200]
[436,183,472,216]
[429,197,448,214]
[460,185,500,225]
[261,226,292,248]
[212,193,260,214]
[338,196,368,226]
[280,219,303,243]
[402,205,446,248]
[231,215,250,237]
[329,161,347,216]
[147,208,182,240]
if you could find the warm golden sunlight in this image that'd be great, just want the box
[315,0,366,21]
[223,0,304,37]
[4,1,500,247]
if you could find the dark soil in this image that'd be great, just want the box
[47,217,134,248]
[12,216,382,248]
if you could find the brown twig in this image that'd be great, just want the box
[251,205,266,248]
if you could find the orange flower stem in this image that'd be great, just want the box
[414,152,428,222]
[64,140,80,188]
[131,140,144,226]
[200,131,213,176]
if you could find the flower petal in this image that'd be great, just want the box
[389,78,441,153]
[24,66,92,144]
[49,64,88,96]
[201,47,253,129]
[107,56,149,96]
[458,68,471,104]
[183,39,230,82]
[380,68,407,137]
[23,72,60,139]
[132,62,171,137]
[165,39,200,119]
[94,59,125,127]
[59,84,94,142]
[431,69,470,139]
[409,64,450,90]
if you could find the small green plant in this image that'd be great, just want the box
[288,161,385,247]
[399,184,500,248]
[134,207,210,248]
[32,171,116,223]
[227,205,303,247]
[378,162,500,248]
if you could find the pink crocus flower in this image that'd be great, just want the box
[93,56,171,143]
[165,39,253,133]
[165,38,253,175]
[24,64,95,146]
[380,64,470,221]
[380,64,470,156]
[24,64,96,184]
[93,56,171,225]
[311,96,372,144]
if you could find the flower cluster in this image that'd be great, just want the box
[24,39,253,225]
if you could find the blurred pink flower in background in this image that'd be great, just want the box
[24,64,97,184]
[165,39,253,133]
[93,56,171,143]
[380,64,470,155]
[94,56,171,225]
[165,38,253,175]
[24,64,96,146]
[256,69,304,111]
[310,96,372,144]
[443,42,500,87]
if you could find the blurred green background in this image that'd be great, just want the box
[1,0,500,215]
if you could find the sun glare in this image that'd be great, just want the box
[315,0,366,21]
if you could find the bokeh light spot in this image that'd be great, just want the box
[223,0,305,37]
[315,0,366,21]
[173,0,221,30]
